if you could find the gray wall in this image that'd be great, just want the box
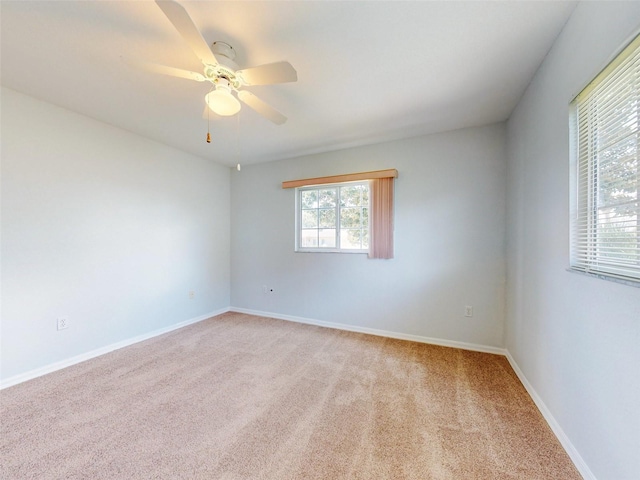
[1,88,231,381]
[231,123,507,348]
[505,2,640,479]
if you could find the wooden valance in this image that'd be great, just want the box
[282,169,398,189]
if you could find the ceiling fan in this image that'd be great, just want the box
[125,0,297,125]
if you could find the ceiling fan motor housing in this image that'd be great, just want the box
[211,41,236,60]
[204,41,240,87]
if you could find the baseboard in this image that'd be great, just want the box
[229,306,507,355]
[0,307,230,390]
[504,351,596,480]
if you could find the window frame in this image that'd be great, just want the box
[295,181,370,253]
[569,33,640,286]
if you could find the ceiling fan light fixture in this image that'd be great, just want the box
[136,2,296,124]
[205,81,241,116]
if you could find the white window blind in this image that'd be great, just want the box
[571,34,640,283]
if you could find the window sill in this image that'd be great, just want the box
[295,249,368,254]
[566,268,640,288]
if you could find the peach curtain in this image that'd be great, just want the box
[369,177,394,259]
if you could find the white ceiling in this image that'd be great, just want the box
[1,1,576,166]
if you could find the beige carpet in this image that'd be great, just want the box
[1,312,581,479]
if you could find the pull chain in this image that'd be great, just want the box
[206,87,212,143]
[206,105,211,143]
[236,111,241,171]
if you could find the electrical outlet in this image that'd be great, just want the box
[189,291,195,300]
[57,317,69,330]
[262,285,268,294]
[464,306,473,317]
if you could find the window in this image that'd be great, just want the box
[296,182,369,252]
[570,33,640,283]
[283,169,396,258]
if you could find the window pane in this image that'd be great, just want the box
[319,208,336,228]
[596,210,637,263]
[596,96,637,150]
[301,209,318,228]
[340,207,361,228]
[596,130,639,267]
[362,207,369,227]
[301,229,318,247]
[318,229,336,248]
[598,136,638,209]
[340,229,363,249]
[319,188,337,208]
[301,190,318,209]
[362,229,369,249]
[340,185,362,207]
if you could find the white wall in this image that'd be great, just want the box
[231,124,507,348]
[506,3,640,479]
[1,88,230,381]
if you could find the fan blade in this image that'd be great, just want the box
[236,61,297,86]
[237,90,287,125]
[122,58,206,82]
[155,0,218,66]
